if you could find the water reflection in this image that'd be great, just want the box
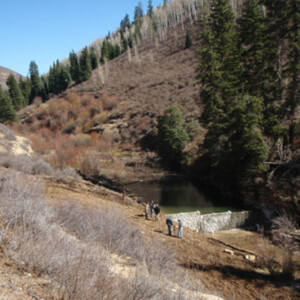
[127,177,241,214]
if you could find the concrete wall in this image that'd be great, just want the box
[167,210,255,233]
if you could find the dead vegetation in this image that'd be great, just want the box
[0,168,206,299]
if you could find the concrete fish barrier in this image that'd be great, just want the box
[167,210,257,233]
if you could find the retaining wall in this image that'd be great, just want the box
[167,210,256,233]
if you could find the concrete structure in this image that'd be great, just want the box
[167,210,256,233]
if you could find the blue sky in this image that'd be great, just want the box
[0,0,164,76]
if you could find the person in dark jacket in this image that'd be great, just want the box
[166,217,173,236]
[154,204,160,221]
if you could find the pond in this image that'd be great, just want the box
[126,176,243,214]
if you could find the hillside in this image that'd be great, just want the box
[70,17,203,147]
[0,66,23,90]
[0,122,298,299]
[13,2,300,221]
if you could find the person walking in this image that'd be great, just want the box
[154,204,160,221]
[177,219,183,238]
[166,217,173,236]
[145,202,150,220]
[150,200,155,218]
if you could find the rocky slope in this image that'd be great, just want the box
[0,66,23,90]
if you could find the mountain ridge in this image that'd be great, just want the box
[0,66,23,90]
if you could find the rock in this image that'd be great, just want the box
[244,254,256,262]
[224,249,234,255]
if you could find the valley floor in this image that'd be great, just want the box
[0,177,299,300]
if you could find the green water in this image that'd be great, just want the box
[127,177,242,215]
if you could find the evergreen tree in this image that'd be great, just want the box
[29,61,42,103]
[285,0,300,145]
[6,74,25,110]
[239,0,268,97]
[158,105,190,167]
[260,0,288,139]
[121,31,128,52]
[59,65,72,91]
[205,95,268,187]
[120,14,131,30]
[198,14,224,125]
[147,0,153,17]
[69,50,81,83]
[163,0,168,7]
[199,1,268,187]
[48,61,71,95]
[199,0,241,125]
[263,2,289,108]
[134,2,144,22]
[134,1,144,39]
[18,77,31,105]
[89,47,98,70]
[0,86,16,123]
[79,46,92,82]
[185,31,192,49]
[40,75,49,100]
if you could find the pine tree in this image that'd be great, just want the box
[285,0,300,145]
[185,31,192,49]
[0,86,16,123]
[134,2,143,22]
[239,0,268,97]
[198,1,268,187]
[69,50,81,83]
[79,46,92,82]
[261,0,289,104]
[40,76,49,100]
[18,77,30,105]
[205,95,268,187]
[6,74,25,110]
[89,47,98,70]
[120,14,131,31]
[198,14,224,125]
[59,65,72,91]
[210,0,241,102]
[147,0,153,17]
[199,0,241,125]
[121,31,128,52]
[48,61,71,95]
[29,61,42,103]
[134,1,144,39]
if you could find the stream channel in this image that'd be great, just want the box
[126,176,243,214]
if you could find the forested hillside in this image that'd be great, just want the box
[2,0,300,217]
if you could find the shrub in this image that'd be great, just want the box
[158,105,190,167]
[0,172,50,228]
[103,95,118,111]
[271,212,299,279]
[0,170,203,299]
[0,123,16,140]
[78,150,102,178]
[72,133,92,147]
[0,153,54,175]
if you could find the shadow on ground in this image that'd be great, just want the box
[181,262,300,292]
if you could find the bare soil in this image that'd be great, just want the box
[1,178,297,299]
